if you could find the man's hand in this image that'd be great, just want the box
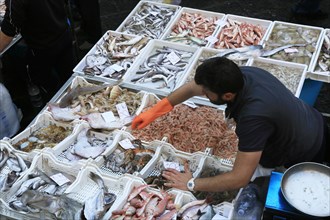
[162,162,192,191]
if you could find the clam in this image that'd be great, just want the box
[109,85,122,102]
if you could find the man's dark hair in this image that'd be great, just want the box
[194,57,244,94]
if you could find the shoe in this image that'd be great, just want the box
[79,41,94,50]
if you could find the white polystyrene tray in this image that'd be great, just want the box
[122,39,199,97]
[309,29,330,83]
[73,30,150,81]
[2,153,83,218]
[262,21,323,68]
[246,57,308,97]
[161,7,225,47]
[116,0,180,39]
[92,130,160,179]
[103,179,183,220]
[208,14,273,49]
[5,112,78,157]
[45,122,118,166]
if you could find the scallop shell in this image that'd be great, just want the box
[109,85,122,102]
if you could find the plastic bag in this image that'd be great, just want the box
[0,83,20,139]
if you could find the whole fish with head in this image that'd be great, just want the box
[59,79,122,108]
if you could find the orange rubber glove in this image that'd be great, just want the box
[131,98,174,129]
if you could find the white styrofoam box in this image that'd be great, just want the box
[161,7,225,47]
[92,130,160,179]
[209,14,273,49]
[262,21,323,68]
[122,39,200,97]
[246,57,308,97]
[5,112,78,157]
[309,29,330,83]
[2,153,83,218]
[45,122,119,166]
[139,138,207,181]
[116,1,181,39]
[73,30,150,81]
[103,178,183,220]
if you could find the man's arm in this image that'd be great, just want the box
[0,31,14,53]
[163,150,262,192]
[167,80,204,106]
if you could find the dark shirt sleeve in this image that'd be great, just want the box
[1,0,25,36]
[236,116,274,152]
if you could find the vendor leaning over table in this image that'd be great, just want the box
[131,57,329,192]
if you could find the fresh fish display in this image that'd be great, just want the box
[8,165,76,218]
[61,128,114,162]
[165,11,220,46]
[144,153,198,190]
[111,184,175,220]
[81,112,126,130]
[132,104,238,159]
[13,124,73,152]
[82,172,117,220]
[214,18,266,49]
[251,60,303,94]
[177,199,216,220]
[263,23,321,66]
[103,139,154,175]
[0,147,30,192]
[120,2,179,39]
[194,167,239,205]
[82,32,149,78]
[314,30,330,72]
[130,46,193,91]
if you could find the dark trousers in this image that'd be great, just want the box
[27,29,74,102]
[75,0,102,44]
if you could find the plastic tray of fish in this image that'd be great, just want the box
[1,152,84,219]
[309,28,330,83]
[47,75,151,128]
[4,112,79,157]
[73,30,150,81]
[262,21,323,68]
[91,130,160,179]
[63,162,139,219]
[246,57,308,97]
[104,179,185,220]
[116,0,181,39]
[208,14,273,50]
[0,141,41,208]
[138,138,207,187]
[122,39,199,97]
[161,7,225,47]
[44,122,119,166]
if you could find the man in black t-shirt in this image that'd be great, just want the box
[0,0,74,102]
[131,57,328,193]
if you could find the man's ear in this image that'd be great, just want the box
[223,92,236,101]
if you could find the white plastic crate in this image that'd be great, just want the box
[122,39,199,97]
[161,7,225,47]
[262,21,323,68]
[116,0,180,39]
[45,122,118,166]
[92,130,159,179]
[247,57,308,97]
[47,75,151,127]
[103,179,182,220]
[1,153,83,219]
[309,29,330,83]
[209,14,273,49]
[5,112,77,157]
[73,30,150,81]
